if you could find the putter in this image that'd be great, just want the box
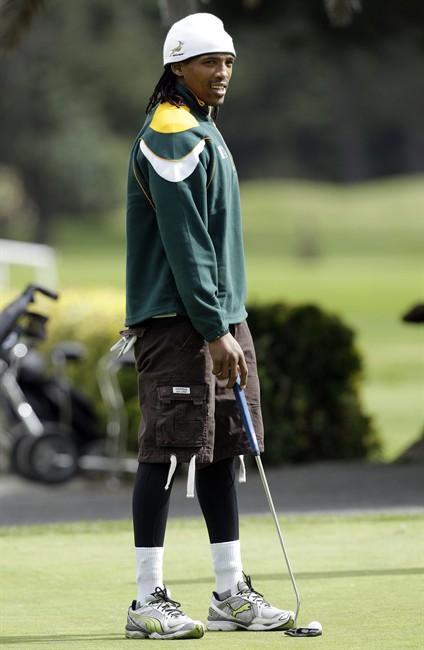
[233,377,322,638]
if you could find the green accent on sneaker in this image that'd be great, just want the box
[136,615,164,634]
[229,602,252,618]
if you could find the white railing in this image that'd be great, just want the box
[0,239,59,290]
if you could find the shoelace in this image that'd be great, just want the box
[151,586,184,618]
[241,573,271,608]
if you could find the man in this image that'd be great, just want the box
[123,13,294,640]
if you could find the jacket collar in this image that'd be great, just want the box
[175,82,211,120]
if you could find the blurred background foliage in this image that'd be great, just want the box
[0,0,423,242]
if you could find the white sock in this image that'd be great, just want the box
[135,546,164,606]
[210,540,244,595]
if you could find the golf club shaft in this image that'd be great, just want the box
[253,454,300,625]
[233,380,301,624]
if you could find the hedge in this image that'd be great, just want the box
[247,303,381,464]
[30,288,380,463]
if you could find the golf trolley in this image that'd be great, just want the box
[0,284,137,485]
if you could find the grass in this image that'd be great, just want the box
[1,514,423,649]
[239,176,423,460]
[3,175,423,460]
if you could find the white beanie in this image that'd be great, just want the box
[163,13,235,67]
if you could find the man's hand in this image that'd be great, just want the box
[209,332,248,389]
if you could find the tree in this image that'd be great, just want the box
[0,0,44,53]
[1,0,363,53]
[0,1,163,241]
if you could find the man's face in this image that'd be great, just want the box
[172,53,235,107]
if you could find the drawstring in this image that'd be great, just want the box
[238,455,246,483]
[165,454,243,498]
[164,454,196,497]
[164,454,177,491]
[187,455,196,498]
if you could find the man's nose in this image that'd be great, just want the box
[215,63,229,79]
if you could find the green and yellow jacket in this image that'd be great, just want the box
[125,83,247,342]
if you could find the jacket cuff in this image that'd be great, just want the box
[206,328,229,343]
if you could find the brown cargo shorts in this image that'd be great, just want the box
[129,317,264,466]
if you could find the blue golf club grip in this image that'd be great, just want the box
[233,378,260,455]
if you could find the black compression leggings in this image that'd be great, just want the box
[133,457,239,547]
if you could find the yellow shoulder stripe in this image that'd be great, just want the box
[150,102,199,134]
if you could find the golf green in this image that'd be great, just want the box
[1,513,422,649]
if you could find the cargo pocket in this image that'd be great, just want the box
[156,384,209,449]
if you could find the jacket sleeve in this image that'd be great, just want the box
[137,135,229,341]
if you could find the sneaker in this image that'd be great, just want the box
[125,586,205,639]
[207,573,295,632]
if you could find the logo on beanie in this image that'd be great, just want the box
[170,40,184,57]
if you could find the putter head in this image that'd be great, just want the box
[285,626,322,637]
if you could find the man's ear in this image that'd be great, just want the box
[171,63,184,77]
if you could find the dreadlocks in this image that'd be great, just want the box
[145,66,219,122]
[146,67,179,114]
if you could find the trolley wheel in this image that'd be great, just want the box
[27,431,79,484]
[0,426,20,474]
[10,432,37,480]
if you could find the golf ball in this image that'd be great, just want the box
[308,621,322,632]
